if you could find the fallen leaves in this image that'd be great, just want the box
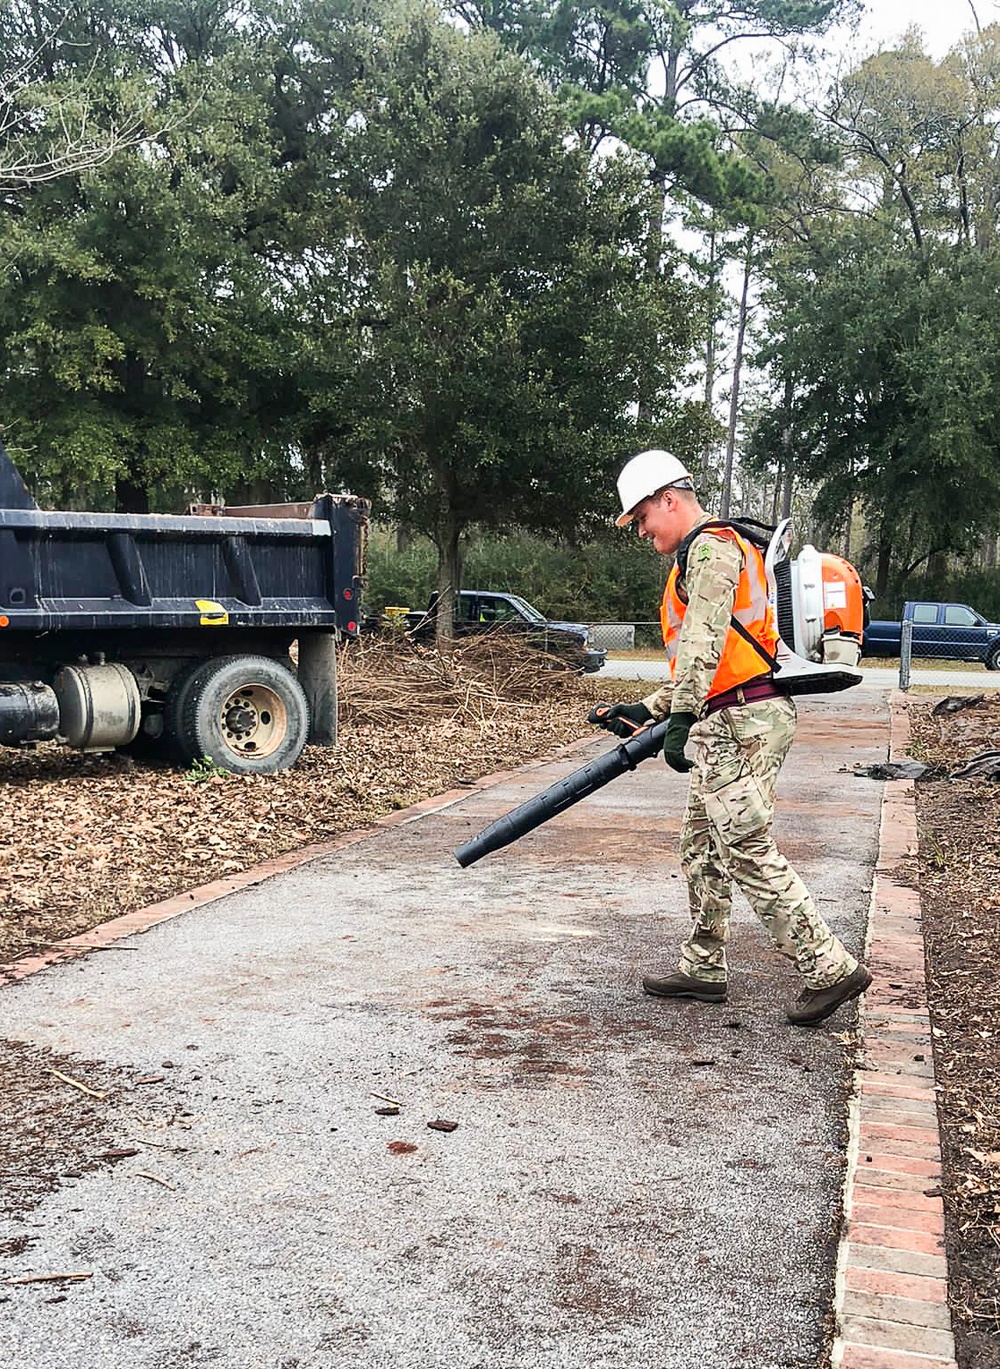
[967,1150,1000,1168]
[0,1040,162,1226]
[387,1141,417,1156]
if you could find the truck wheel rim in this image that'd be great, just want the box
[219,684,287,758]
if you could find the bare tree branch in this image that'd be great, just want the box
[0,15,151,188]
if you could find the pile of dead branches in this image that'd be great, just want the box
[337,630,582,729]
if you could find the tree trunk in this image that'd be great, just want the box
[115,470,150,514]
[780,465,793,521]
[875,531,893,600]
[433,519,464,654]
[396,525,412,554]
[638,177,667,423]
[779,374,793,522]
[925,549,948,590]
[304,447,324,496]
[699,220,718,485]
[642,22,683,427]
[842,500,853,561]
[720,245,752,519]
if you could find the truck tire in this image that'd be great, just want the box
[173,655,310,775]
[986,643,1000,671]
[162,660,210,763]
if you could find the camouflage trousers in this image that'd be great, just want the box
[676,695,857,991]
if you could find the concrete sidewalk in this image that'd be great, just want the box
[1,691,889,1369]
[599,660,1000,691]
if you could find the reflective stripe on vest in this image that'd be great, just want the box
[659,525,779,700]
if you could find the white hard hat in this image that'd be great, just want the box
[615,449,694,527]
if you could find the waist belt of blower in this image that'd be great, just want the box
[705,678,788,715]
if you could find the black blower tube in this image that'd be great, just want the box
[454,719,669,868]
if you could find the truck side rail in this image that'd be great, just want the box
[0,501,368,636]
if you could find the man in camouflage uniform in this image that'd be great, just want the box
[593,450,870,1026]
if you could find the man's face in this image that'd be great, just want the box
[633,488,688,555]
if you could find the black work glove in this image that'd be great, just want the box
[587,700,654,739]
[662,711,698,772]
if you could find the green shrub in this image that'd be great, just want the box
[365,531,437,611]
[363,527,667,624]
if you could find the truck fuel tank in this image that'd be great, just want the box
[52,662,141,750]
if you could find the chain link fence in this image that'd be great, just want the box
[593,607,1000,690]
[588,622,664,653]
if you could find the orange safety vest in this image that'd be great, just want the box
[659,524,779,701]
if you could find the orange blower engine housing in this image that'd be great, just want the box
[764,522,865,694]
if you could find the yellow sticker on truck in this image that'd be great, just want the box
[195,599,229,626]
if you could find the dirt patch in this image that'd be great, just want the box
[426,996,659,1085]
[0,1040,175,1252]
[908,694,1000,1369]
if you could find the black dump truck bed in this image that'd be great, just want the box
[0,441,368,774]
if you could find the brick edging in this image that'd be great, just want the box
[831,691,958,1369]
[1,732,599,985]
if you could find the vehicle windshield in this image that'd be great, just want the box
[506,595,547,623]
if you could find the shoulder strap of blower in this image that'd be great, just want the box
[675,517,775,579]
[675,517,779,674]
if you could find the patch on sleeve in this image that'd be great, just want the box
[696,543,712,562]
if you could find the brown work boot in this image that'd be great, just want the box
[642,971,727,1003]
[786,965,872,1026]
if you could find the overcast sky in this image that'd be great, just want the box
[852,0,995,58]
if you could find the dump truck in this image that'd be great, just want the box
[0,440,368,774]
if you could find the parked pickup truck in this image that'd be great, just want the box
[401,590,606,673]
[0,439,368,773]
[863,601,1000,668]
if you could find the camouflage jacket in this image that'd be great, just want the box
[642,513,744,720]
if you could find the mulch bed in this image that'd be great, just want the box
[909,693,1000,1369]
